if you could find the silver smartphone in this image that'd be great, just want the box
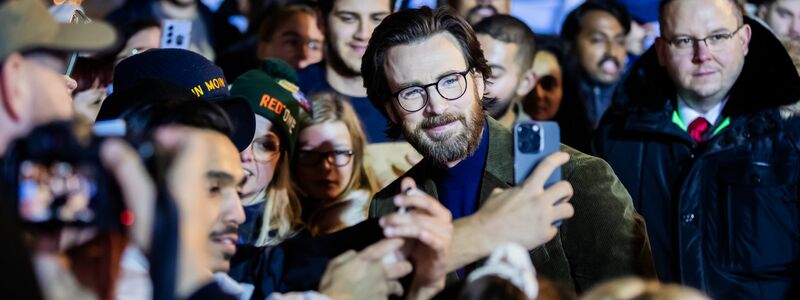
[514,121,563,226]
[513,121,561,187]
[161,19,193,50]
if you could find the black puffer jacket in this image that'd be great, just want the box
[593,18,800,299]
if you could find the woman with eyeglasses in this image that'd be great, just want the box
[230,60,309,247]
[292,92,379,235]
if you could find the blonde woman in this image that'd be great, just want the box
[231,59,310,246]
[293,92,379,235]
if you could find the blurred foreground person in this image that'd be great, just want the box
[580,277,709,300]
[0,0,116,155]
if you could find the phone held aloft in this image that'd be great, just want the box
[513,121,564,226]
[513,121,561,187]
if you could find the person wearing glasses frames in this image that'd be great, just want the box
[256,4,324,71]
[593,0,800,298]
[293,92,380,235]
[230,59,311,248]
[363,6,655,295]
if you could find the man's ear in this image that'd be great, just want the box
[0,53,26,122]
[515,69,536,98]
[740,24,752,56]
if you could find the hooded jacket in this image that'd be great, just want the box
[593,17,800,299]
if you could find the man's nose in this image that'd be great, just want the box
[692,40,712,63]
[424,87,450,116]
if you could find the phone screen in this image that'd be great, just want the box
[18,160,97,224]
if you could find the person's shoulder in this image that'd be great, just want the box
[297,62,325,81]
[560,144,607,169]
[559,144,620,187]
[297,62,329,94]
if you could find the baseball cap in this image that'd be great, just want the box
[230,59,312,157]
[97,48,255,152]
[0,0,117,60]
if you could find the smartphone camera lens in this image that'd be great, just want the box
[517,124,542,154]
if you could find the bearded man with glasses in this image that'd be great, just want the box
[593,0,800,298]
[363,6,655,295]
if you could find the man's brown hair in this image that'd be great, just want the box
[361,6,492,138]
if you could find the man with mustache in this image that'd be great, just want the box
[558,0,631,152]
[447,0,510,25]
[593,0,800,298]
[363,7,655,295]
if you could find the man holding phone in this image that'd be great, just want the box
[363,7,655,294]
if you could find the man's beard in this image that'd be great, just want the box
[484,96,513,119]
[325,33,361,77]
[403,97,486,167]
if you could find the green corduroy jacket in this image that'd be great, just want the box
[369,118,655,295]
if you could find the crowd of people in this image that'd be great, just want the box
[1,0,799,299]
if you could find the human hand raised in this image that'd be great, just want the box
[380,177,453,299]
[319,238,413,299]
[474,151,574,250]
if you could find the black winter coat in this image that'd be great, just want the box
[593,18,800,299]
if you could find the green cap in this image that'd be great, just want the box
[230,59,312,157]
[0,0,117,60]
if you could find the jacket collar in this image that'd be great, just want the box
[478,118,515,206]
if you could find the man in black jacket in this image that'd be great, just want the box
[593,0,800,298]
[557,0,630,152]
